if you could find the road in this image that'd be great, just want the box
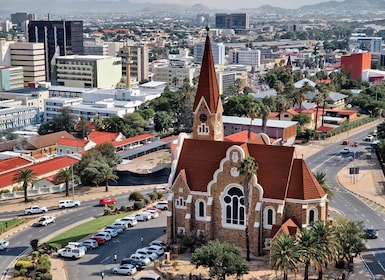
[305,129,385,279]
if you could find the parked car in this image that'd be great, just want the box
[139,274,161,280]
[342,139,350,145]
[36,216,55,226]
[153,201,168,210]
[89,236,106,245]
[135,248,158,260]
[80,239,99,249]
[145,245,164,256]
[105,224,123,234]
[341,148,350,154]
[58,200,80,209]
[153,186,170,193]
[0,239,9,250]
[57,247,85,259]
[129,254,151,265]
[112,221,128,230]
[146,207,162,215]
[115,216,137,227]
[103,227,119,237]
[91,231,112,241]
[145,209,159,219]
[111,264,137,276]
[135,212,151,221]
[363,228,378,239]
[149,240,167,250]
[24,205,48,215]
[67,242,88,252]
[120,258,146,270]
[99,197,117,206]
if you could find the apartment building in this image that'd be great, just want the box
[348,36,383,53]
[228,48,261,68]
[52,55,122,88]
[215,13,249,33]
[10,42,46,86]
[194,41,225,65]
[0,66,24,91]
[117,43,149,83]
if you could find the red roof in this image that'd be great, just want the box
[57,138,90,148]
[193,29,221,113]
[271,218,300,238]
[224,131,266,144]
[112,133,155,147]
[0,156,79,189]
[88,131,119,144]
[0,157,32,173]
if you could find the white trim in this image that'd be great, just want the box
[307,207,319,224]
[207,197,213,205]
[220,184,246,228]
[286,198,323,204]
[166,211,172,217]
[193,97,209,115]
[186,195,192,203]
[206,216,211,222]
[263,206,276,229]
[254,222,260,228]
[167,133,190,186]
[302,204,308,209]
[255,202,262,211]
[277,204,284,214]
[195,199,206,221]
[185,213,191,219]
[263,198,285,204]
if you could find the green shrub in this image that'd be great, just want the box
[156,192,164,200]
[48,243,61,251]
[133,200,144,210]
[129,191,144,201]
[119,205,127,212]
[36,272,52,280]
[144,197,150,205]
[15,259,34,271]
[148,192,158,200]
[30,239,39,251]
[32,251,40,259]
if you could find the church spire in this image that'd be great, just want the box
[193,26,221,113]
[192,26,223,141]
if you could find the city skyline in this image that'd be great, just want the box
[133,0,341,9]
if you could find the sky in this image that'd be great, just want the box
[139,0,339,9]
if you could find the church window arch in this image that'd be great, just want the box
[308,207,319,224]
[195,199,206,221]
[263,207,276,229]
[222,186,245,228]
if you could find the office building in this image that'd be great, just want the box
[52,55,122,88]
[0,66,24,91]
[348,36,383,53]
[194,41,225,65]
[215,13,249,32]
[341,52,372,81]
[117,43,149,83]
[11,12,36,31]
[10,42,46,86]
[27,20,84,81]
[228,48,261,68]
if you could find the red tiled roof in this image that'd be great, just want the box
[0,156,79,189]
[286,108,299,115]
[112,133,155,147]
[287,159,326,200]
[268,112,280,118]
[316,126,334,133]
[271,218,299,238]
[0,157,32,173]
[193,29,220,113]
[88,131,119,144]
[57,138,89,148]
[224,131,266,144]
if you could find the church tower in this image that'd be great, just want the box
[192,26,224,141]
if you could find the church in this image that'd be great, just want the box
[166,27,328,255]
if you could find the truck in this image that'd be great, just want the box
[36,216,55,226]
[57,247,85,259]
[24,205,48,215]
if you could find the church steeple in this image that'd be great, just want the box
[192,26,224,141]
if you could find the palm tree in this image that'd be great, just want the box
[13,168,38,203]
[259,104,271,134]
[237,156,258,260]
[316,84,329,127]
[248,106,257,141]
[100,164,119,192]
[271,234,301,280]
[313,93,323,130]
[313,171,334,199]
[54,167,74,197]
[276,95,289,120]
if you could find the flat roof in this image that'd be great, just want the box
[223,115,297,128]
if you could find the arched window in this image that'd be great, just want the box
[223,187,245,226]
[263,207,276,229]
[308,208,318,224]
[195,200,206,221]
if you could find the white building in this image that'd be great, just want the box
[348,36,383,53]
[152,59,199,87]
[10,42,46,86]
[52,55,122,89]
[0,66,24,91]
[0,102,39,130]
[194,41,225,65]
[228,48,261,68]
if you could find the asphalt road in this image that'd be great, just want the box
[305,128,385,279]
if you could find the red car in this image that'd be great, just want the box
[90,236,106,245]
[99,197,117,206]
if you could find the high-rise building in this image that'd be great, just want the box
[194,41,225,65]
[117,43,149,83]
[348,36,383,53]
[11,12,36,31]
[228,48,261,68]
[215,13,249,33]
[10,43,46,86]
[341,52,372,81]
[27,20,84,81]
[0,66,24,91]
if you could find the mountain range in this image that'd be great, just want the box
[0,0,384,17]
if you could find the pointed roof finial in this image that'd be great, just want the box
[206,25,210,32]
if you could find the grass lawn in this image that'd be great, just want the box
[48,212,133,248]
[0,218,29,233]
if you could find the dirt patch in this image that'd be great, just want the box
[117,150,171,174]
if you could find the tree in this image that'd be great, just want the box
[258,103,271,134]
[276,95,290,120]
[237,156,258,260]
[271,234,301,280]
[54,167,74,197]
[191,240,249,280]
[313,171,334,199]
[154,111,173,133]
[13,168,38,203]
[99,163,119,192]
[292,114,310,129]
[38,107,76,135]
[313,93,323,130]
[316,84,330,127]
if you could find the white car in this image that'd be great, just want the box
[67,242,88,252]
[149,240,167,250]
[91,231,111,241]
[145,245,165,256]
[58,199,80,209]
[57,247,85,259]
[105,224,123,233]
[80,239,98,249]
[112,264,137,276]
[112,221,128,230]
[135,248,158,260]
[129,254,151,265]
[145,209,159,219]
[153,201,168,210]
[36,216,55,226]
[135,212,151,221]
[115,216,137,227]
[24,205,48,215]
[341,148,350,154]
[0,240,9,250]
[103,228,119,237]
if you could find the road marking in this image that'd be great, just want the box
[377,260,385,273]
[373,205,381,211]
[100,256,110,263]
